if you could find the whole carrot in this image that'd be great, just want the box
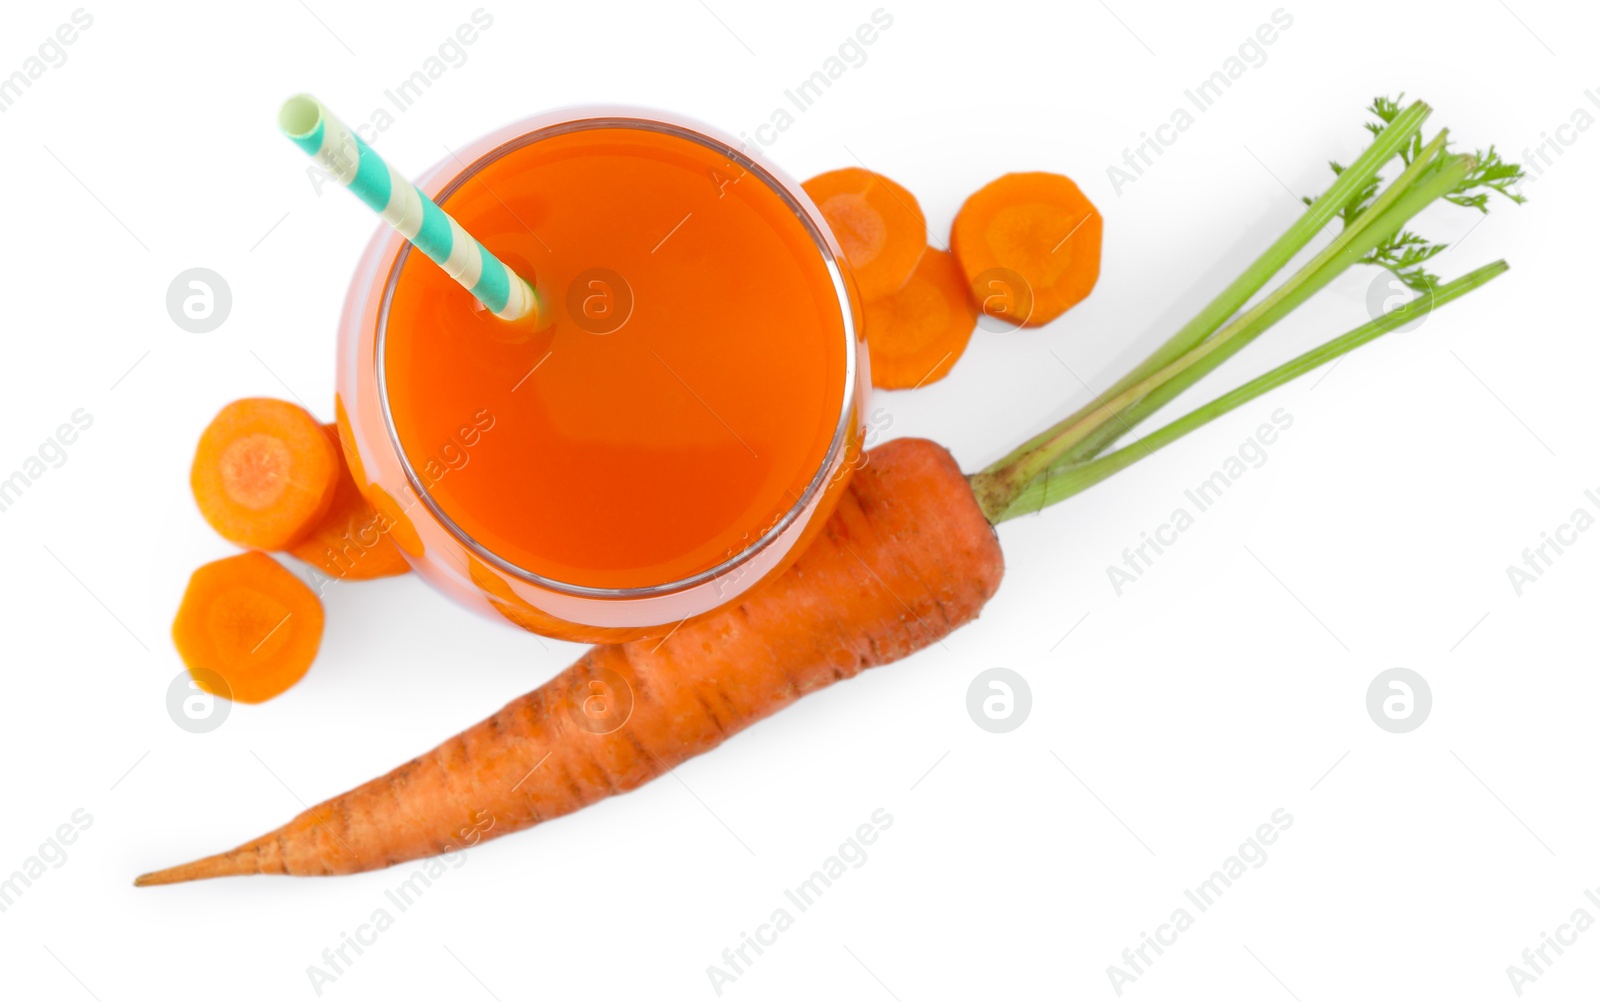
[138,438,1003,883]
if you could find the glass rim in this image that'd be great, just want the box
[374,110,860,600]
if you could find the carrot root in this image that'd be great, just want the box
[137,438,1002,883]
[135,849,266,886]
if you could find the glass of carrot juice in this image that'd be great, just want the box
[334,109,869,643]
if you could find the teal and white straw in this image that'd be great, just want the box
[278,94,538,322]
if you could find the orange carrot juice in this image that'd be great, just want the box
[343,114,864,639]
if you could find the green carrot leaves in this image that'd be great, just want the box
[1365,229,1447,294]
[1447,144,1527,211]
[1314,95,1526,293]
[972,95,1524,522]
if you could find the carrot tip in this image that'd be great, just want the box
[133,844,267,886]
[133,870,175,887]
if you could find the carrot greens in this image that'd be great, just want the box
[968,97,1525,523]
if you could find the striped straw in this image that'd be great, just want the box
[278,94,538,322]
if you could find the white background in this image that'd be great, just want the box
[1,0,1595,999]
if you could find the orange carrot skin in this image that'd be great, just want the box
[140,438,1002,882]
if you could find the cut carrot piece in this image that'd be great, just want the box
[863,248,978,389]
[288,425,411,581]
[950,172,1103,327]
[172,551,325,704]
[803,167,927,301]
[191,399,340,550]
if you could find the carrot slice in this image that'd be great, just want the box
[863,248,978,389]
[950,172,1103,327]
[191,399,340,550]
[803,167,927,301]
[288,425,411,581]
[172,551,325,704]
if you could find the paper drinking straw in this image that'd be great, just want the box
[278,94,538,322]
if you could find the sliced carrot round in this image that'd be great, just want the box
[172,551,325,704]
[803,167,927,301]
[191,398,340,550]
[863,248,978,389]
[288,425,411,581]
[950,172,1103,327]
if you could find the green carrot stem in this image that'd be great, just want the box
[1058,128,1452,466]
[993,260,1509,521]
[979,99,1432,477]
[970,153,1474,521]
[1062,153,1472,455]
